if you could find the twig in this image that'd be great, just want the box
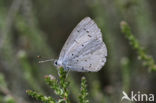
[120,21,156,71]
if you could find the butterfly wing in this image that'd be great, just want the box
[65,38,107,72]
[58,17,101,61]
[57,17,107,71]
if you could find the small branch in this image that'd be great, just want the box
[45,68,70,103]
[44,75,62,96]
[79,77,89,103]
[26,90,56,103]
[120,21,156,71]
[58,67,70,103]
[27,67,71,103]
[0,0,22,49]
[121,57,130,93]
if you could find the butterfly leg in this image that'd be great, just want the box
[65,70,70,78]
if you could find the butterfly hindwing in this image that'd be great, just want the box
[65,39,107,72]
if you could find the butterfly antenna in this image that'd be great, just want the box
[38,59,54,63]
[37,55,55,63]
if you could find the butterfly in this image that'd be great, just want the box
[53,17,107,72]
[39,17,107,72]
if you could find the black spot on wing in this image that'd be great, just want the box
[83,28,90,33]
[88,35,92,37]
[82,67,84,70]
[89,64,92,68]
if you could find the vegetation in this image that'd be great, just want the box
[0,0,156,103]
[26,68,89,103]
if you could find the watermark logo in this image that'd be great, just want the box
[121,91,155,102]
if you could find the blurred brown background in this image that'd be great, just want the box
[0,0,156,103]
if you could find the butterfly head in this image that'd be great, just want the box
[54,60,58,66]
[54,59,63,68]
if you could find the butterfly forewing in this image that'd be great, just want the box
[59,17,101,60]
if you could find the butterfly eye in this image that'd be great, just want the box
[54,61,58,65]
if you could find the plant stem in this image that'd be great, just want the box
[120,21,156,71]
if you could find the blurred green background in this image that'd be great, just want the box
[0,0,156,103]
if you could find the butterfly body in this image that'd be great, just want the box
[54,17,107,72]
